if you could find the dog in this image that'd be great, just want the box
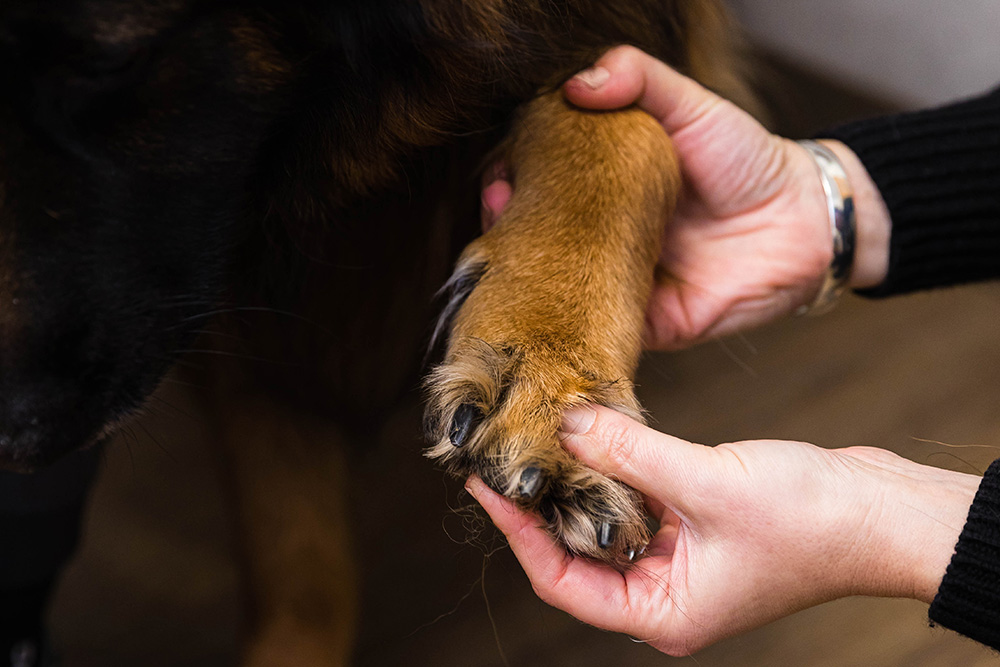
[0,1,753,663]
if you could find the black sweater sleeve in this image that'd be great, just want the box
[819,87,1000,297]
[928,459,1000,651]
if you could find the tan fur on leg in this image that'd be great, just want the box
[426,92,681,566]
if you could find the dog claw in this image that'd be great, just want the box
[449,404,483,447]
[597,521,616,550]
[517,466,544,500]
[625,545,646,562]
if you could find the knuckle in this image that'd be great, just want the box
[605,44,642,68]
[530,580,557,606]
[530,562,569,608]
[662,639,699,658]
[649,628,702,658]
[616,44,642,59]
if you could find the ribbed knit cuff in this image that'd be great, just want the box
[928,458,1000,651]
[819,88,1000,298]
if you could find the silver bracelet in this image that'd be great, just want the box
[795,140,856,316]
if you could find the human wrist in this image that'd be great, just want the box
[837,451,979,604]
[817,140,890,290]
[795,140,857,314]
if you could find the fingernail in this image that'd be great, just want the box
[560,405,596,436]
[573,66,610,90]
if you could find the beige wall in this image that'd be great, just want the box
[729,0,1000,108]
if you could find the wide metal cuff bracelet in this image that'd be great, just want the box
[796,139,856,316]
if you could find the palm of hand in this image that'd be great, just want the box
[617,440,867,655]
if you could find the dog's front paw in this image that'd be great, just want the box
[425,245,651,567]
[425,92,678,567]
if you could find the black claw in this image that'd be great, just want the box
[517,466,544,500]
[597,522,617,550]
[449,404,483,447]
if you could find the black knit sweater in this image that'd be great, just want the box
[821,88,1000,650]
[824,87,1000,297]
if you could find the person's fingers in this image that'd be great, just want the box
[480,178,512,232]
[558,404,707,504]
[480,161,512,232]
[465,476,652,634]
[563,45,724,135]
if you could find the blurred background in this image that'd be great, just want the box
[729,0,1000,108]
[48,2,1000,665]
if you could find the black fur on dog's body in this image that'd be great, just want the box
[0,1,742,467]
[0,0,748,660]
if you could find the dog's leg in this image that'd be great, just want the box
[207,379,357,667]
[426,92,680,566]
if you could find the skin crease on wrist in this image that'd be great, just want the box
[831,447,979,604]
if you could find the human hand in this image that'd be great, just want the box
[466,405,978,656]
[482,46,891,349]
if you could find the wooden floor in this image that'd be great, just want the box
[47,59,1000,667]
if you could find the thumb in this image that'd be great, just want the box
[563,45,723,135]
[558,404,706,503]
